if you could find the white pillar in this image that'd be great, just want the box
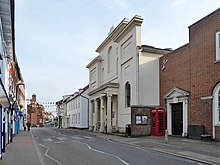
[94,99,98,130]
[100,97,105,132]
[167,102,172,135]
[182,99,188,137]
[89,101,93,131]
[107,94,112,133]
[114,96,118,130]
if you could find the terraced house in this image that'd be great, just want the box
[0,0,26,158]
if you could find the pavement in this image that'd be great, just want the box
[0,130,41,165]
[106,134,220,165]
[0,128,219,165]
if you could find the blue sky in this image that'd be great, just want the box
[15,0,220,112]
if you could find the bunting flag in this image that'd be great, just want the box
[26,100,56,108]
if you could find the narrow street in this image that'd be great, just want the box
[32,127,201,165]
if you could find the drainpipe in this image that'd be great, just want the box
[137,46,143,104]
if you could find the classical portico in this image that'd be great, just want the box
[88,83,119,133]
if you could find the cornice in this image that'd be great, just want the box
[114,15,143,43]
[86,55,102,68]
[96,18,129,52]
[88,82,119,96]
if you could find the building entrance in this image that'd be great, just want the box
[172,103,183,135]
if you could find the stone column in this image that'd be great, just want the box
[89,100,93,131]
[115,97,118,130]
[107,94,112,133]
[100,96,105,132]
[94,99,98,130]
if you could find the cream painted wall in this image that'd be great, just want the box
[117,26,140,128]
[87,16,166,132]
[89,62,101,91]
[139,52,163,105]
[98,41,119,85]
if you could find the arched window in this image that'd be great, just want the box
[125,82,131,107]
[213,83,220,125]
[108,46,113,73]
[218,90,220,123]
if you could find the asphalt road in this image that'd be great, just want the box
[32,127,203,165]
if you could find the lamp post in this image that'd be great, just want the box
[10,81,25,142]
[16,81,25,133]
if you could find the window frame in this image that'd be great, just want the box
[213,83,220,125]
[125,82,131,108]
[135,115,148,125]
[218,90,220,123]
[216,31,220,62]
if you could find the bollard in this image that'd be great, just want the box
[165,129,169,143]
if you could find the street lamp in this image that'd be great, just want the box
[16,81,25,131]
[10,81,25,142]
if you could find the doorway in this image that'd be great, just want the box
[172,103,183,135]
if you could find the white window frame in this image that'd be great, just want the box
[216,31,220,62]
[213,83,220,125]
[213,83,220,139]
[218,90,220,123]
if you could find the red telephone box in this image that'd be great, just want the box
[150,108,166,136]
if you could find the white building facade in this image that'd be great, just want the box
[87,15,170,134]
[66,85,89,129]
[59,95,69,129]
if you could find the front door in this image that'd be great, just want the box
[172,103,183,135]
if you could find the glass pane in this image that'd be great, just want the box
[136,116,141,124]
[219,33,220,46]
[142,116,148,124]
[219,110,220,122]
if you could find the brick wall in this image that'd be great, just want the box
[27,94,44,126]
[131,106,151,136]
[160,8,220,140]
[189,9,220,136]
[160,44,190,107]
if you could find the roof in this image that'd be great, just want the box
[113,15,143,43]
[95,18,129,52]
[0,0,15,61]
[141,45,172,54]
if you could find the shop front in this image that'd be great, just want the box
[0,79,11,158]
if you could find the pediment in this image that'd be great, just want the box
[164,87,189,99]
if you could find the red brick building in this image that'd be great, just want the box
[160,8,220,140]
[27,94,44,127]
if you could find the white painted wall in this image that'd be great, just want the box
[139,52,163,105]
[66,88,89,129]
[87,16,165,132]
[116,25,140,129]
